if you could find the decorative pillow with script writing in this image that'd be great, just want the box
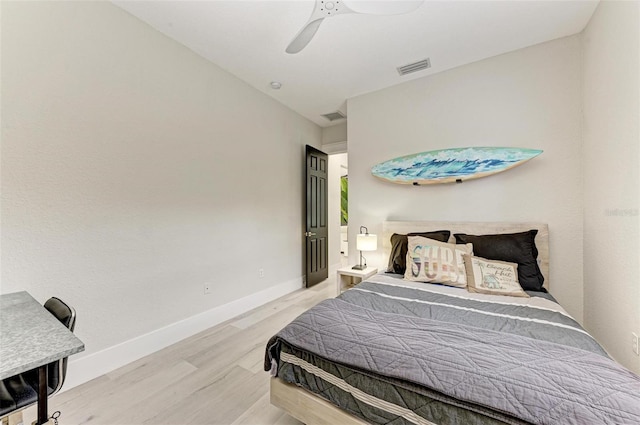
[404,236,473,288]
[463,255,529,298]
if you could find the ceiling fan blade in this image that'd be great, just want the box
[285,0,423,54]
[286,17,324,54]
[343,0,424,16]
[286,0,356,54]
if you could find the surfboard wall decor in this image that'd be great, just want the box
[371,147,542,185]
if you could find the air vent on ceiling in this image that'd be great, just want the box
[397,58,431,76]
[322,111,347,122]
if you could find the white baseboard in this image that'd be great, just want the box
[62,276,304,391]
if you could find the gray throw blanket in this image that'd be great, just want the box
[266,297,640,425]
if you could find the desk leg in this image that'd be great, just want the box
[36,365,48,425]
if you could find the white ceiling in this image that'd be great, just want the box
[112,0,599,127]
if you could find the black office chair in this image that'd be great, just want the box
[0,297,77,422]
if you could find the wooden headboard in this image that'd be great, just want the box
[382,221,550,290]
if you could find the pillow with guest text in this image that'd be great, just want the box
[404,236,472,288]
[463,255,529,298]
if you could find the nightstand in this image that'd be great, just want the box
[336,266,378,294]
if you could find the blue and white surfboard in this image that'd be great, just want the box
[371,147,542,185]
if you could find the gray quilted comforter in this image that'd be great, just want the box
[265,275,640,424]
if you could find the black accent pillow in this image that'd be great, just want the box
[386,231,451,275]
[454,230,545,292]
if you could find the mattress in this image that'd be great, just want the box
[265,273,640,425]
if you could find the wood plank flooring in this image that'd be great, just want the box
[22,277,337,425]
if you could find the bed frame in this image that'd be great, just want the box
[271,220,550,424]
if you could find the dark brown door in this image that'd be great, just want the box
[305,145,328,287]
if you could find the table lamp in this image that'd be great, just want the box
[352,226,377,270]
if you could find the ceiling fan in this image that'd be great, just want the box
[286,0,425,54]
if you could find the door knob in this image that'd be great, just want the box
[305,232,317,237]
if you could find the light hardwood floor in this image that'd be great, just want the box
[22,277,337,425]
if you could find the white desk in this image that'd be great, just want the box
[0,292,84,424]
[336,266,378,294]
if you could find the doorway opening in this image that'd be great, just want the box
[328,152,348,272]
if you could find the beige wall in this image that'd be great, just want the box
[322,122,348,146]
[322,122,348,154]
[2,0,638,384]
[1,0,321,382]
[582,0,640,373]
[348,36,585,320]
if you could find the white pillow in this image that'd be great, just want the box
[404,236,473,288]
[463,255,529,298]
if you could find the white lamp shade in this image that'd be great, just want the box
[356,233,377,251]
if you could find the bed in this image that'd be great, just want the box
[264,221,640,425]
